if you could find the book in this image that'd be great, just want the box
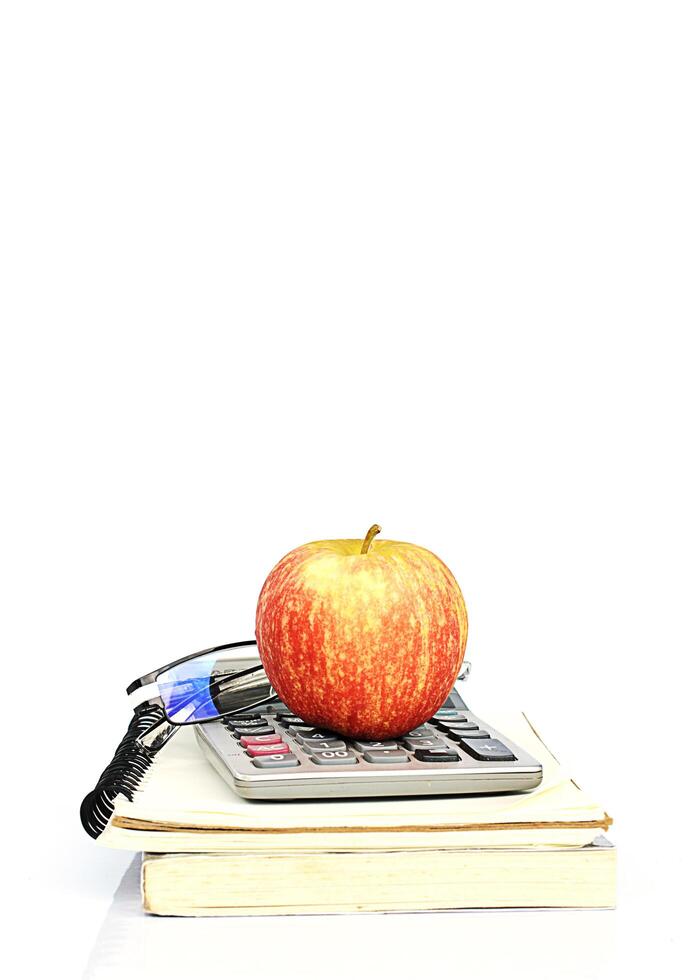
[98,709,612,853]
[141,836,616,916]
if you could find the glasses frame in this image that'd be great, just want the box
[126,639,275,727]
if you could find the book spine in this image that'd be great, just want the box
[80,704,165,839]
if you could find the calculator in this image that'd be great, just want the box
[195,662,543,801]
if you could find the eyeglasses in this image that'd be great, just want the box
[81,638,474,840]
[127,639,274,750]
[126,639,473,753]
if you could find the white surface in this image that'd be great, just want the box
[1,3,698,978]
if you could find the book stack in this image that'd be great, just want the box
[99,708,615,916]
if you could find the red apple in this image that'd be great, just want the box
[255,525,468,739]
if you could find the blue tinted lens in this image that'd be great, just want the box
[157,653,221,723]
[156,651,271,723]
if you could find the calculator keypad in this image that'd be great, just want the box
[195,665,547,799]
[215,700,519,775]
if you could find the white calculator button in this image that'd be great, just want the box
[363,749,411,764]
[401,736,446,750]
[251,754,300,768]
[352,740,399,751]
[309,749,358,765]
[300,739,346,752]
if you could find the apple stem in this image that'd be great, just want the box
[360,524,382,554]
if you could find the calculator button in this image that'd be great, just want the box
[363,749,411,764]
[461,738,516,761]
[352,740,399,751]
[414,749,461,763]
[433,709,466,719]
[309,749,358,765]
[299,739,347,752]
[227,718,271,730]
[437,720,478,733]
[232,725,275,737]
[251,754,301,768]
[442,727,480,741]
[246,742,291,756]
[296,729,337,742]
[278,716,306,727]
[454,729,490,740]
[407,725,433,737]
[287,724,317,735]
[401,736,447,750]
[296,731,344,744]
[240,733,286,747]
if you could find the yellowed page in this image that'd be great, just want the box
[141,842,617,914]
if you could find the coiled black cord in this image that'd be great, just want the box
[80,703,167,839]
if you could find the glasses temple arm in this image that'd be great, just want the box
[207,663,267,700]
[136,715,178,752]
[127,661,265,700]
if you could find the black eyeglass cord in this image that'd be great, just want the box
[79,703,167,839]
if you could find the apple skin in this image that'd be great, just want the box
[255,534,468,739]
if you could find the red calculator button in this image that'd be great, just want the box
[240,733,286,747]
[246,742,291,756]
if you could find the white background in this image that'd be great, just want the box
[1,2,698,977]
